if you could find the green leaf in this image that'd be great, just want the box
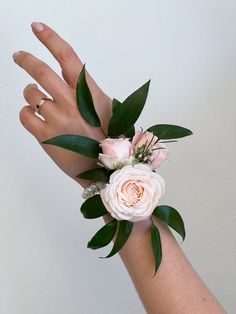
[76,64,101,127]
[123,125,135,138]
[153,205,186,241]
[80,195,108,218]
[112,98,121,113]
[112,98,135,137]
[151,222,162,277]
[101,220,133,258]
[77,168,109,182]
[87,219,117,249]
[42,134,100,159]
[108,80,150,137]
[147,124,193,140]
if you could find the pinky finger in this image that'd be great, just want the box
[19,105,47,142]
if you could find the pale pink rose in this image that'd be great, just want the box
[132,131,169,169]
[100,164,165,222]
[99,138,132,169]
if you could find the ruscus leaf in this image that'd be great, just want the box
[80,195,108,218]
[42,134,100,159]
[101,220,133,258]
[147,124,193,140]
[77,168,109,182]
[87,219,117,249]
[108,80,150,137]
[76,64,101,127]
[151,222,162,277]
[111,98,135,137]
[123,125,135,138]
[112,98,121,113]
[152,205,186,241]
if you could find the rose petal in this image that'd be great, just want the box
[100,164,165,222]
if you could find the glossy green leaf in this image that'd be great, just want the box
[147,124,193,140]
[151,222,162,277]
[42,134,100,159]
[123,125,135,138]
[76,64,101,127]
[111,98,135,137]
[108,80,150,137]
[101,220,133,258]
[112,98,121,113]
[80,195,108,218]
[153,205,186,241]
[77,168,109,182]
[87,219,117,249]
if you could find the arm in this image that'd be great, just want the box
[104,213,226,314]
[14,22,226,314]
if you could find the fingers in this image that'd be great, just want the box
[31,22,82,88]
[19,105,46,142]
[23,83,57,122]
[31,22,100,90]
[13,50,73,104]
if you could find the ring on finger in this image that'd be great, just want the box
[35,96,53,115]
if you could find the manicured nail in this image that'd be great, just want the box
[12,51,21,61]
[31,22,44,32]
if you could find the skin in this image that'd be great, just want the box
[13,22,226,314]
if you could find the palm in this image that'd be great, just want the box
[40,89,112,186]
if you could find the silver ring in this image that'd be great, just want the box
[35,97,52,115]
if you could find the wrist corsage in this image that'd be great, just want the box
[42,65,193,277]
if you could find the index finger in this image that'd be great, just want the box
[31,22,95,89]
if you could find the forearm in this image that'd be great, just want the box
[103,214,226,314]
[77,150,225,313]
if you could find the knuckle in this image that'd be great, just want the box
[34,63,50,79]
[59,46,77,63]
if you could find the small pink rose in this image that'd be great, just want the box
[100,164,165,222]
[99,137,132,169]
[132,130,169,169]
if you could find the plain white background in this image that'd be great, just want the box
[1,0,235,313]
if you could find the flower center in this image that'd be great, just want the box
[121,180,144,207]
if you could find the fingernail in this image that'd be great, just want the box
[31,22,44,32]
[12,51,21,61]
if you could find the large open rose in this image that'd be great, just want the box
[100,164,165,222]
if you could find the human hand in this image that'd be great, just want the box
[13,22,112,186]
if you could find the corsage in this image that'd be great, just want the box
[42,65,193,276]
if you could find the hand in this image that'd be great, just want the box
[13,22,112,186]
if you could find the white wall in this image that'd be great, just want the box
[1,0,235,313]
